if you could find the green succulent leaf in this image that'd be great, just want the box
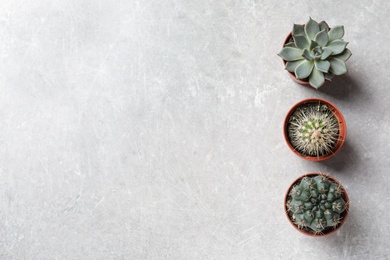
[278,47,303,61]
[302,49,313,61]
[326,39,348,55]
[309,40,318,50]
[329,57,347,75]
[319,21,330,32]
[286,60,304,72]
[295,60,314,79]
[321,47,333,60]
[314,30,329,47]
[305,17,320,40]
[333,48,352,61]
[309,68,325,88]
[285,42,296,48]
[315,60,330,73]
[324,73,334,81]
[328,26,345,42]
[293,24,305,36]
[293,35,310,50]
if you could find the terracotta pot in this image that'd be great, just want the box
[281,31,332,87]
[284,173,349,237]
[283,98,346,161]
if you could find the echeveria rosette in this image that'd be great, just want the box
[286,174,348,235]
[278,18,352,89]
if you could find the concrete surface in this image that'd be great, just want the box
[1,0,389,259]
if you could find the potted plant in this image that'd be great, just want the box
[278,17,352,89]
[283,98,346,161]
[284,172,349,236]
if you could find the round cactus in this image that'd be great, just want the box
[278,17,352,89]
[287,102,339,157]
[286,174,348,235]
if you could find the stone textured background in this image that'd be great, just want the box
[1,0,389,259]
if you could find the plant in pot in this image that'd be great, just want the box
[283,98,346,161]
[278,17,352,89]
[285,172,349,236]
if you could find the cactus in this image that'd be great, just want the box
[287,102,339,157]
[286,174,348,235]
[278,18,352,89]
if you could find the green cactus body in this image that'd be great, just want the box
[288,102,339,157]
[286,174,347,235]
[278,18,352,89]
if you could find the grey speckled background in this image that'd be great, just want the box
[1,0,389,259]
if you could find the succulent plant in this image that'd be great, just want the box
[278,18,352,89]
[288,102,339,157]
[286,174,348,235]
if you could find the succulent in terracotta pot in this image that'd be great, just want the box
[285,173,349,236]
[283,98,346,161]
[278,18,352,89]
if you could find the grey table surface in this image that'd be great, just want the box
[1,0,389,259]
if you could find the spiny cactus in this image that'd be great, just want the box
[288,102,339,157]
[278,17,352,89]
[286,174,348,235]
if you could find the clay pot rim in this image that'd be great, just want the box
[283,98,347,161]
[284,172,350,237]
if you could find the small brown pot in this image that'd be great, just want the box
[283,98,346,161]
[281,31,332,87]
[284,172,349,237]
